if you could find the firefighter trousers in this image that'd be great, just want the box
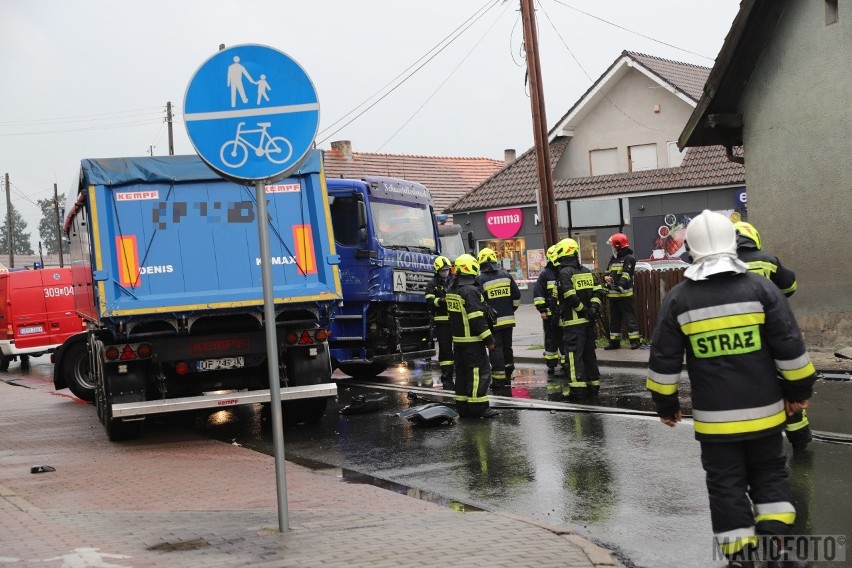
[700,432,795,559]
[453,342,492,417]
[607,296,640,342]
[435,323,454,380]
[561,324,600,395]
[489,326,514,382]
[543,314,561,370]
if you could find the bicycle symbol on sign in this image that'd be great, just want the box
[219,122,293,168]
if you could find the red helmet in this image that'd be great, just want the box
[607,232,629,250]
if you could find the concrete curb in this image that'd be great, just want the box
[494,511,619,567]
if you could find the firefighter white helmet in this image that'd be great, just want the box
[686,210,736,261]
[684,210,748,281]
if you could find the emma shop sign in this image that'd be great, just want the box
[485,208,523,239]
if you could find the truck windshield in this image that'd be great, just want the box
[371,200,436,252]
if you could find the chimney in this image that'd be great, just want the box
[330,140,353,161]
[504,149,516,164]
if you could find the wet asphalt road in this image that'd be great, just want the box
[5,359,851,567]
[200,363,851,568]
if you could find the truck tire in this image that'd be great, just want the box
[0,353,9,372]
[63,341,95,402]
[338,361,388,380]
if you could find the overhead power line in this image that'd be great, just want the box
[316,0,500,146]
[549,0,715,61]
[377,1,512,151]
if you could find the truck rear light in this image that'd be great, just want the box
[297,330,314,345]
[285,331,299,345]
[105,346,120,361]
[119,345,137,360]
[136,343,152,358]
[6,324,12,338]
[314,328,330,342]
[175,361,189,375]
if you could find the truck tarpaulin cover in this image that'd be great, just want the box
[78,150,340,318]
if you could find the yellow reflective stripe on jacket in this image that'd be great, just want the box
[607,290,633,298]
[434,315,449,322]
[495,315,516,327]
[680,312,765,335]
[676,302,763,328]
[746,260,777,277]
[692,400,786,435]
[775,354,816,381]
[646,371,680,395]
[754,502,796,525]
[781,281,798,295]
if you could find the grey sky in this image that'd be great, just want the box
[0,0,739,249]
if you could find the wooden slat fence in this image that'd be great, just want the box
[594,268,686,341]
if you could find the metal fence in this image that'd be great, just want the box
[594,268,686,341]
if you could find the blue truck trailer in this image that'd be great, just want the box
[325,177,439,379]
[53,151,341,440]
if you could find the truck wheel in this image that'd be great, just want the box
[63,342,95,402]
[338,362,388,380]
[0,353,9,372]
[20,355,30,369]
[282,398,328,425]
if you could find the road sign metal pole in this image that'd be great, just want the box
[255,179,289,532]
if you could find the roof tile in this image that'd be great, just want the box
[322,147,503,213]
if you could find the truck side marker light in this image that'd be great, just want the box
[175,362,189,376]
[105,346,120,361]
[298,330,314,345]
[119,345,137,360]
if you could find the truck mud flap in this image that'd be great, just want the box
[111,384,337,418]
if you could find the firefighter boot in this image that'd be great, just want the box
[603,339,621,350]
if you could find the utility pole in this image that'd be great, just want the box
[54,183,64,267]
[5,172,13,268]
[166,101,175,155]
[520,0,559,249]
[148,145,155,156]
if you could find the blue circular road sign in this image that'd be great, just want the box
[184,44,320,182]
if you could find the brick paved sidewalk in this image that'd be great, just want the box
[0,382,616,567]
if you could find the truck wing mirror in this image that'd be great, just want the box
[358,201,368,241]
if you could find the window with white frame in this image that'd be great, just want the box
[589,147,619,176]
[628,143,658,172]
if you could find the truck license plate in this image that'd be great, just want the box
[196,357,245,371]
[18,326,44,335]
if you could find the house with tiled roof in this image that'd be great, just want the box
[322,140,506,214]
[679,0,851,349]
[447,51,745,297]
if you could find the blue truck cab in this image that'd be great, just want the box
[53,151,341,440]
[325,177,438,378]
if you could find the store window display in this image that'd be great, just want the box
[478,238,527,288]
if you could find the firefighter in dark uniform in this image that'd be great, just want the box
[553,238,604,400]
[534,245,562,375]
[446,254,499,419]
[735,221,810,452]
[648,210,815,567]
[476,247,521,389]
[425,256,454,389]
[603,232,641,349]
